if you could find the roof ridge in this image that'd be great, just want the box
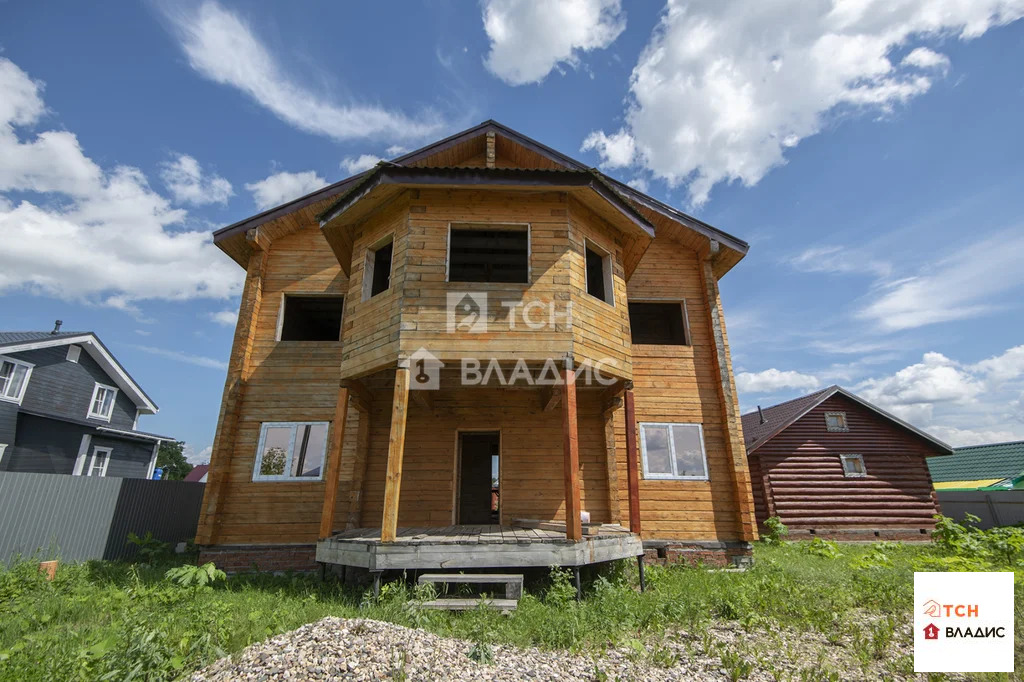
[739,384,835,417]
[953,439,1024,450]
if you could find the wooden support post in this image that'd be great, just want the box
[541,385,560,412]
[701,257,758,542]
[195,233,267,545]
[381,367,410,543]
[603,405,621,525]
[624,383,641,535]
[318,386,350,540]
[344,378,373,413]
[346,408,372,530]
[561,368,582,542]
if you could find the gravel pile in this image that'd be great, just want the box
[190,617,733,681]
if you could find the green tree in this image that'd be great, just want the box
[156,440,194,480]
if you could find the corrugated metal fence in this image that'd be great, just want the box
[936,490,1024,529]
[0,471,205,564]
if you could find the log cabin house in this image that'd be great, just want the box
[743,385,952,541]
[195,121,758,577]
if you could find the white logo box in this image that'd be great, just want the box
[914,571,1015,673]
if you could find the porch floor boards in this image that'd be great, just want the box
[316,523,642,571]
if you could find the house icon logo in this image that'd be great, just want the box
[923,623,940,640]
[404,347,443,391]
[447,292,488,333]
[923,599,942,618]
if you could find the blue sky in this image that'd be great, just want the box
[2,1,1023,462]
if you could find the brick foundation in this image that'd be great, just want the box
[198,544,318,574]
[642,540,754,568]
[784,528,933,542]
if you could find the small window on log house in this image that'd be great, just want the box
[363,236,394,300]
[825,412,848,432]
[841,454,866,477]
[447,225,529,283]
[628,302,689,345]
[252,421,329,481]
[585,240,614,305]
[279,295,344,341]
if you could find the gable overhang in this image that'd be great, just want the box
[745,386,953,456]
[318,165,656,277]
[0,333,158,414]
[210,120,749,278]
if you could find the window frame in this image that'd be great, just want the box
[87,446,112,477]
[840,454,866,478]
[251,421,330,482]
[275,292,345,342]
[362,233,396,301]
[87,382,118,422]
[825,411,849,432]
[628,299,691,346]
[445,222,532,285]
[583,238,615,306]
[0,443,7,466]
[639,422,710,481]
[0,355,34,405]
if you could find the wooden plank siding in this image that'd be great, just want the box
[749,394,942,530]
[617,237,748,541]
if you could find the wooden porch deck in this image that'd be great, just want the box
[316,524,643,571]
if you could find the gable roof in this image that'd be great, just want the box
[212,119,748,275]
[0,332,158,414]
[184,464,209,482]
[741,385,953,455]
[927,440,1024,483]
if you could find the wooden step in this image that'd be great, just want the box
[418,597,518,611]
[418,572,523,599]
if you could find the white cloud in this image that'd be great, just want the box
[165,2,443,141]
[0,58,242,310]
[339,154,381,175]
[736,368,820,394]
[386,145,409,157]
[926,425,1019,448]
[208,310,237,326]
[581,128,635,168]
[971,345,1024,384]
[587,0,1024,205]
[244,170,325,210]
[858,352,983,406]
[183,444,213,465]
[857,231,1024,331]
[902,47,951,71]
[159,153,233,205]
[482,0,626,85]
[788,245,892,278]
[131,344,228,370]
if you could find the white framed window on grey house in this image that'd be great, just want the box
[825,411,848,432]
[0,356,33,405]
[362,234,395,300]
[88,383,118,421]
[277,294,344,341]
[447,223,530,283]
[252,422,329,481]
[840,454,866,477]
[640,422,710,480]
[0,443,7,466]
[584,239,614,305]
[87,446,112,477]
[66,344,82,363]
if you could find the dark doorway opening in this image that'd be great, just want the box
[458,432,499,524]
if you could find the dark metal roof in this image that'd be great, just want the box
[318,165,655,237]
[927,440,1024,483]
[184,464,210,481]
[211,119,748,256]
[0,331,89,347]
[741,385,953,455]
[18,409,173,441]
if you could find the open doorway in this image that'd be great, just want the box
[457,431,499,525]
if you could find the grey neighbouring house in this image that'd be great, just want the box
[0,325,169,478]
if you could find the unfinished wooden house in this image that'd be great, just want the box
[196,121,758,578]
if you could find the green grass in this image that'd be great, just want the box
[0,538,1021,681]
